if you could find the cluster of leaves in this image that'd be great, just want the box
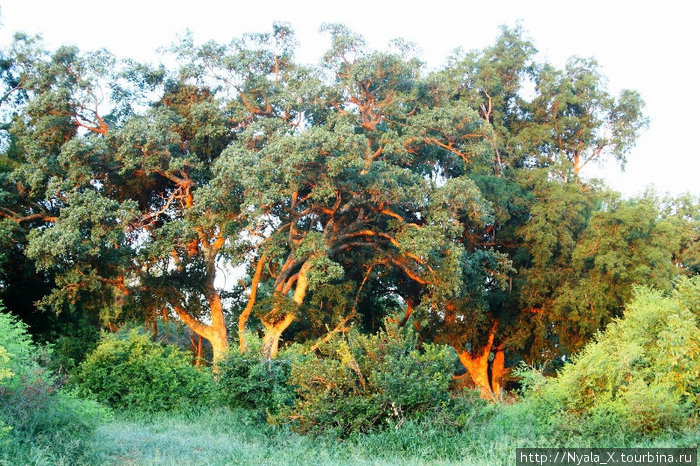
[519,277,700,436]
[0,346,11,442]
[71,328,215,412]
[216,333,300,417]
[47,313,102,374]
[0,304,109,462]
[281,320,456,435]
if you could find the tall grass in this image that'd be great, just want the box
[75,405,698,465]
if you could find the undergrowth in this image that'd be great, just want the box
[77,406,699,466]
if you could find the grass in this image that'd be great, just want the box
[68,405,698,466]
[83,409,450,465]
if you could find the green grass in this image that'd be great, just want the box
[83,409,446,465]
[69,406,698,466]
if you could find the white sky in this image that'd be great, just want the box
[1,0,698,197]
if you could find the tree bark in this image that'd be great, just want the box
[454,321,500,400]
[456,348,493,399]
[207,291,229,364]
[399,299,414,327]
[170,289,229,366]
[260,317,291,360]
[491,346,505,397]
[208,323,228,366]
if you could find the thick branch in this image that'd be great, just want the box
[170,301,212,340]
[239,253,267,351]
[0,209,58,224]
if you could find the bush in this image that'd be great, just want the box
[216,333,298,417]
[72,328,215,413]
[0,304,110,463]
[520,277,700,436]
[1,386,109,461]
[0,305,42,385]
[48,314,101,375]
[282,320,456,435]
[0,346,12,442]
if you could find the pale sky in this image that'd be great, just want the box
[1,0,698,197]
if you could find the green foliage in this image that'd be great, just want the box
[0,305,39,384]
[0,346,11,442]
[216,334,299,417]
[46,313,101,374]
[0,304,110,463]
[72,329,215,412]
[520,278,700,436]
[283,320,456,435]
[80,401,700,465]
[514,185,695,362]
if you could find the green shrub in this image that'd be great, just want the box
[520,277,700,436]
[216,333,298,417]
[0,305,110,463]
[0,346,11,442]
[48,314,101,375]
[282,320,456,435]
[72,328,215,412]
[0,305,42,385]
[1,385,109,460]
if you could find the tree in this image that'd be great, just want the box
[412,26,652,398]
[525,57,648,181]
[1,32,238,362]
[214,24,491,359]
[0,35,128,329]
[1,25,481,363]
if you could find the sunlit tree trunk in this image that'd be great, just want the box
[261,313,296,359]
[456,348,493,399]
[207,292,229,364]
[454,321,503,400]
[166,233,231,367]
[260,259,313,359]
[491,346,505,397]
[238,254,266,353]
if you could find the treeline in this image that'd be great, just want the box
[0,22,698,455]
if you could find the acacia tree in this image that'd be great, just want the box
[0,36,133,323]
[526,57,648,181]
[214,24,495,359]
[412,26,654,398]
[1,30,258,362]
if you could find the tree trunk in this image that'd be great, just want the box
[208,325,228,366]
[192,335,203,367]
[457,348,493,399]
[454,321,500,400]
[208,291,229,364]
[170,290,229,368]
[260,259,313,359]
[399,299,414,327]
[261,312,296,360]
[239,254,266,353]
[491,346,505,397]
[261,326,283,360]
